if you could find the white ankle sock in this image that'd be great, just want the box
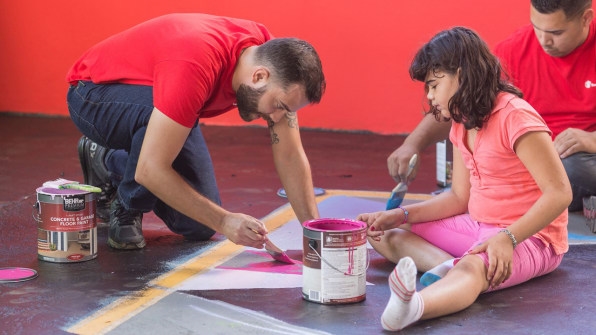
[381,256,424,331]
[420,258,454,287]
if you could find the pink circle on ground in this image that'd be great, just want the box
[0,267,38,283]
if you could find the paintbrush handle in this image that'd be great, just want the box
[406,154,418,176]
[391,182,406,193]
[265,240,283,253]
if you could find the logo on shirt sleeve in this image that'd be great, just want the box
[586,80,596,89]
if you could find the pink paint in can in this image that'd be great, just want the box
[34,187,98,263]
[302,218,368,304]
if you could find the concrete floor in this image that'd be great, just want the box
[1,114,595,335]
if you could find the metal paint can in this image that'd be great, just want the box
[34,187,98,263]
[302,218,368,304]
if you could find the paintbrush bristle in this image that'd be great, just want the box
[386,196,404,210]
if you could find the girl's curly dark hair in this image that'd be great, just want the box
[409,27,522,130]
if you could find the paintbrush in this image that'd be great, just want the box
[264,239,296,264]
[386,154,418,210]
[43,178,102,193]
[249,228,296,264]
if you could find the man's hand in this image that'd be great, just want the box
[387,146,420,184]
[387,113,451,183]
[220,213,269,249]
[554,128,596,158]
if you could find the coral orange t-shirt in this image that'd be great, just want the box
[450,93,568,254]
[66,13,272,128]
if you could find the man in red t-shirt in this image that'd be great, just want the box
[388,0,595,211]
[66,13,326,250]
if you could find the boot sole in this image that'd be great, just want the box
[107,237,146,250]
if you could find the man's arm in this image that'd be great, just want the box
[135,107,269,248]
[268,111,319,223]
[387,113,451,183]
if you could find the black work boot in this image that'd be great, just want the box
[77,136,116,222]
[107,197,146,250]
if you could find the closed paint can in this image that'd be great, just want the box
[34,187,97,263]
[302,218,368,304]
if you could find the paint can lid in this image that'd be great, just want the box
[36,187,88,195]
[0,267,38,283]
[277,187,325,198]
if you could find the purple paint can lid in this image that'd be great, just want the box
[0,267,38,283]
[36,187,88,195]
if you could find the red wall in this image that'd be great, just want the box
[0,0,529,134]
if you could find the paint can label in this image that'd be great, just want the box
[35,187,98,263]
[302,219,367,304]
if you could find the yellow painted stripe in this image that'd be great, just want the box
[68,189,431,334]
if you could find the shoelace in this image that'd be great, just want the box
[97,183,115,204]
[113,203,140,226]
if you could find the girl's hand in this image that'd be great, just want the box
[468,231,514,288]
[357,209,404,241]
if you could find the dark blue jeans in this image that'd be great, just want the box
[67,81,218,240]
[562,152,596,211]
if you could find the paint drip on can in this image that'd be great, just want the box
[302,218,368,304]
[34,187,98,263]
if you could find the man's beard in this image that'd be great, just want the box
[236,84,267,122]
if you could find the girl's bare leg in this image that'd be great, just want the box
[421,255,488,318]
[370,227,453,271]
[381,255,489,331]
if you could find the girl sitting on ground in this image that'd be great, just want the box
[357,26,571,331]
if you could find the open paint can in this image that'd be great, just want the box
[302,218,368,304]
[34,187,98,263]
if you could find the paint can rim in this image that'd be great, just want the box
[36,187,90,196]
[0,267,38,283]
[303,218,367,232]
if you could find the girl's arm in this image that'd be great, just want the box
[472,130,572,288]
[402,145,470,223]
[359,144,470,236]
[504,130,572,244]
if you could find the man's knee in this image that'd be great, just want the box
[184,226,216,241]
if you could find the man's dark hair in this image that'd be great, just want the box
[255,38,326,104]
[531,0,592,19]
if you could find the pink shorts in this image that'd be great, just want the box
[410,214,564,292]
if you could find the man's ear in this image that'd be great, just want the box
[252,67,270,84]
[582,8,594,27]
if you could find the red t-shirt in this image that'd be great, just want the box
[494,20,596,138]
[66,13,272,127]
[451,93,568,254]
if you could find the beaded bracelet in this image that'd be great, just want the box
[500,229,517,249]
[397,206,409,225]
